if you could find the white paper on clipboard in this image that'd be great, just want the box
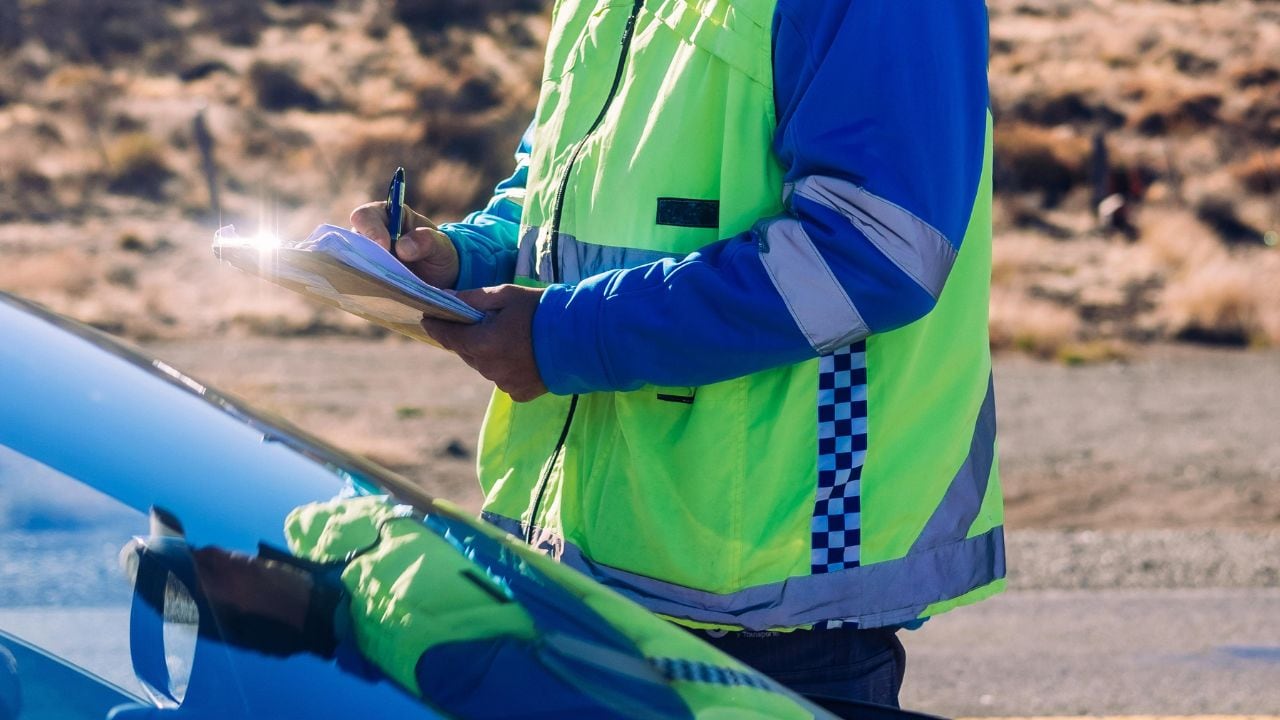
[213,224,483,345]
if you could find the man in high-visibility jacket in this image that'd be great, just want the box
[352,0,1003,707]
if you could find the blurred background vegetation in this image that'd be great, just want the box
[0,0,1276,354]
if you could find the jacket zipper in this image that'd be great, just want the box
[526,0,644,545]
[548,0,645,281]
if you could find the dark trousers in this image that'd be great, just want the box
[689,625,907,716]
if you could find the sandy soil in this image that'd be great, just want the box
[997,344,1280,530]
[140,337,1279,531]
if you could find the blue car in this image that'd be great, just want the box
[0,293,938,720]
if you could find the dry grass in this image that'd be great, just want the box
[0,249,96,300]
[990,287,1081,358]
[983,0,1280,357]
[104,132,174,199]
[419,159,487,220]
[246,62,328,112]
[994,123,1089,207]
[1133,92,1223,135]
[1137,208,1222,271]
[1230,149,1280,195]
[1161,255,1280,347]
[1137,208,1280,347]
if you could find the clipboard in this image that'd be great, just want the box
[213,224,483,346]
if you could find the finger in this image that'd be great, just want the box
[394,226,444,263]
[350,203,392,247]
[456,286,509,312]
[420,315,468,351]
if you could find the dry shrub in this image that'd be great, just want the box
[334,117,432,198]
[1240,93,1280,146]
[222,293,383,339]
[418,160,485,220]
[1007,89,1125,128]
[194,0,269,47]
[0,249,96,299]
[1142,207,1280,346]
[1194,195,1264,245]
[1233,63,1280,89]
[0,161,59,222]
[989,288,1081,357]
[393,0,545,34]
[42,65,115,145]
[105,265,138,289]
[25,0,183,68]
[1229,149,1280,195]
[0,1,21,52]
[191,0,336,47]
[1168,48,1218,77]
[335,106,521,218]
[1133,93,1222,135]
[994,123,1089,207]
[1161,256,1280,347]
[247,62,327,113]
[105,132,174,199]
[991,231,1057,286]
[1137,207,1220,270]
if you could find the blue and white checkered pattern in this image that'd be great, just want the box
[812,341,868,575]
[651,657,772,690]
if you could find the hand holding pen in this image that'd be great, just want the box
[348,168,461,289]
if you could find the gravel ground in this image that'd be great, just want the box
[996,345,1280,530]
[1009,529,1280,590]
[901,588,1280,717]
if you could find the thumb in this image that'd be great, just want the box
[395,227,446,263]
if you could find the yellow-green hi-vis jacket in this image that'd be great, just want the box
[482,0,1003,631]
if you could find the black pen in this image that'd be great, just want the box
[385,166,406,257]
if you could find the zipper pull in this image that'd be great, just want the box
[622,0,643,44]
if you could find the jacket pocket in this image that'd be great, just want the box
[647,0,773,89]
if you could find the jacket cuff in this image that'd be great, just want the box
[438,226,477,291]
[533,283,614,395]
[439,226,518,291]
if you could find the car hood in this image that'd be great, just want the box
[0,293,435,552]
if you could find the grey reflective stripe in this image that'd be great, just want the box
[790,176,957,300]
[756,218,869,354]
[558,235,682,284]
[481,511,1004,631]
[911,373,998,554]
[517,227,684,284]
[515,225,542,282]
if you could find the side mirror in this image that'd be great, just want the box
[118,507,238,716]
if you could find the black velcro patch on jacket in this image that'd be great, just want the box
[656,198,720,229]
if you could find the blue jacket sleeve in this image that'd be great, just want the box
[533,1,990,394]
[437,123,532,290]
